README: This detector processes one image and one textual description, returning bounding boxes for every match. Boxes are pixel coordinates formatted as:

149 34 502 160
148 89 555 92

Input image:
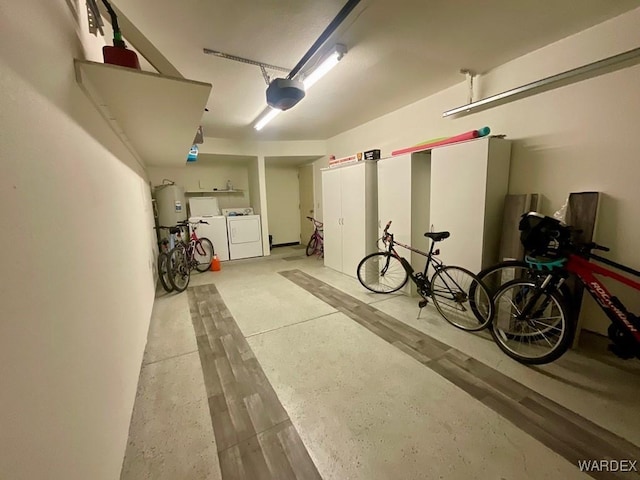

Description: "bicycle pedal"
607 343 635 360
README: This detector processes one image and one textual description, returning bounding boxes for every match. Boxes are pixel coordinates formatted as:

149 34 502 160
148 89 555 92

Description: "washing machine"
189 215 230 261
223 208 263 260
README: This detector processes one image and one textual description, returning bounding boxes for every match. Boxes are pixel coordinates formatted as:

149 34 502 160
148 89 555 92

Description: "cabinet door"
378 154 412 247
430 140 488 273
340 164 367 277
322 169 343 272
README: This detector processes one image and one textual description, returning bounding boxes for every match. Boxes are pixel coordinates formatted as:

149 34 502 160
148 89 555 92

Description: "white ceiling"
113 0 640 141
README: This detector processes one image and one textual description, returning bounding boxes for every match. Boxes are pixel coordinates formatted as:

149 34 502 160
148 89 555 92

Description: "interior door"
340 164 366 278
299 164 315 245
322 169 342 271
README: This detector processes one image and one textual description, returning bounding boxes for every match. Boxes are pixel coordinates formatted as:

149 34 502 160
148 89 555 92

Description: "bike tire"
473 260 572 298
430 266 493 331
491 279 572 365
168 246 190 292
357 252 409 294
157 252 173 293
194 237 215 272
306 235 318 256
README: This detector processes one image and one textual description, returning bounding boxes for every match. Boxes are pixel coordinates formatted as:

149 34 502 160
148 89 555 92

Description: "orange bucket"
210 254 221 271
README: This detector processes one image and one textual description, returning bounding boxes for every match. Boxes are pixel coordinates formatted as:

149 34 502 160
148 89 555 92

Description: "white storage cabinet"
322 161 378 277
377 152 431 293
429 137 511 274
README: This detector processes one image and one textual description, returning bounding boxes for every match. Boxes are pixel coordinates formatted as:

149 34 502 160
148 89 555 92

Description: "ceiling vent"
266 78 306 111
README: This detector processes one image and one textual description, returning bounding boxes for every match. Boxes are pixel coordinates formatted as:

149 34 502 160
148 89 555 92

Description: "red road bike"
491 213 640 364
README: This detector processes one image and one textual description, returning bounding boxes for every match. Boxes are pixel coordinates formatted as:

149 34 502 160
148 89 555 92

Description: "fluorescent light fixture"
303 44 346 89
442 45 640 118
254 108 281 131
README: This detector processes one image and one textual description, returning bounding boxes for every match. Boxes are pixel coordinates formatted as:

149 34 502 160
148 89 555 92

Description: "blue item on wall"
187 145 198 162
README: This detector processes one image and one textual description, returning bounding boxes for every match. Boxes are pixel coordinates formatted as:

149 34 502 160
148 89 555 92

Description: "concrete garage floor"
121 246 640 480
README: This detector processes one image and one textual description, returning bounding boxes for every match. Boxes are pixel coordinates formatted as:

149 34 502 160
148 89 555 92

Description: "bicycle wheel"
157 252 173 293
474 260 571 298
430 266 493 331
306 235 318 256
357 252 408 293
475 260 533 296
491 279 572 365
194 237 214 272
168 246 190 292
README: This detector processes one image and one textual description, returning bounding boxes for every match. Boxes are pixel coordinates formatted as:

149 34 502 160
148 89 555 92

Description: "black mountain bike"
357 221 493 331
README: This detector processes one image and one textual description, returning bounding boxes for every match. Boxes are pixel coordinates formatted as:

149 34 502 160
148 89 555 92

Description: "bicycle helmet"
519 212 571 258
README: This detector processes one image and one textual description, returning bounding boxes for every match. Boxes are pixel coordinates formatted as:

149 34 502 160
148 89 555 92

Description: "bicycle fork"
517 275 562 320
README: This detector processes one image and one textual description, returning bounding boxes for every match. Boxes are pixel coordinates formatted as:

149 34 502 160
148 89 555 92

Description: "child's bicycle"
305 216 324 258
356 221 493 332
167 220 215 293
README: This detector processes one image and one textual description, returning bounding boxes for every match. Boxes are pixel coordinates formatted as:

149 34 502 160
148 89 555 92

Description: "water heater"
154 185 186 238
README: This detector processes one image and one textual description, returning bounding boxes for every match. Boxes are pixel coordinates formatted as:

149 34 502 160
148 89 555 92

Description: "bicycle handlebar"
383 221 392 234
584 242 610 252
306 216 323 227
155 220 208 231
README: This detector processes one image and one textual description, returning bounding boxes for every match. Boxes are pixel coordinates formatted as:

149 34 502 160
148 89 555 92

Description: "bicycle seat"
169 227 181 234
424 231 450 241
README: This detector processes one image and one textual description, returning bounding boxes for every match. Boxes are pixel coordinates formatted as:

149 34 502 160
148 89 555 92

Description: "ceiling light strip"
254 108 281 131
302 46 345 89
442 45 640 118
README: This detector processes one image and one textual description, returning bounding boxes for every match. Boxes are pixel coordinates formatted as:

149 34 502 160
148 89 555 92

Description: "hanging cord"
101 0 126 48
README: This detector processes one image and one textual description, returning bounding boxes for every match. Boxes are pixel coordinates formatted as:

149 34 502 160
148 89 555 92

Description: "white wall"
147 163 251 210
248 159 261 214
265 166 301 245
313 156 330 221
322 8 640 335
248 156 271 255
0 2 156 479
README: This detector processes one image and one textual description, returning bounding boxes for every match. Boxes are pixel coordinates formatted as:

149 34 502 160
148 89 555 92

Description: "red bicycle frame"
566 254 640 342
189 224 207 257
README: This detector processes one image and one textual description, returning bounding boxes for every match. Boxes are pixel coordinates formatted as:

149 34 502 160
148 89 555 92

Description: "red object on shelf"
391 129 480 156
103 45 141 70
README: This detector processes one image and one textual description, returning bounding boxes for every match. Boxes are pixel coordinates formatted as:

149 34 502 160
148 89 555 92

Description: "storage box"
364 149 381 160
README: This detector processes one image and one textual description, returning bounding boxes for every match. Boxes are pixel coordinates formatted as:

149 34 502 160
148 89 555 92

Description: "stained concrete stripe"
280 269 640 480
188 284 322 480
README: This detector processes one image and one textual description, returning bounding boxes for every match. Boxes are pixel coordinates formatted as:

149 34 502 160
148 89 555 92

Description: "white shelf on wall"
74 60 212 167
185 190 244 194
